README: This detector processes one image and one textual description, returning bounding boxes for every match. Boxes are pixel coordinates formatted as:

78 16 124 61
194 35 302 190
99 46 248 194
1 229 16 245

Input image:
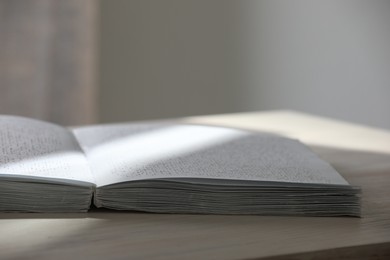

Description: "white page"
73 122 348 187
0 116 93 185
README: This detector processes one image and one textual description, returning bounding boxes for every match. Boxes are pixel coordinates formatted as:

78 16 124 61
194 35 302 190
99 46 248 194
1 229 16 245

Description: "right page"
72 122 348 187
72 122 360 216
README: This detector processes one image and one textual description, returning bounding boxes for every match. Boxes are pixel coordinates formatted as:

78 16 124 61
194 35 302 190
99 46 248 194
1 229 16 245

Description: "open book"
0 115 361 216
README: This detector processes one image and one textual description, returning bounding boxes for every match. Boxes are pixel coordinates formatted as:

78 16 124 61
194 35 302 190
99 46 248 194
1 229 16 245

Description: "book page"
73 122 348 187
0 116 93 185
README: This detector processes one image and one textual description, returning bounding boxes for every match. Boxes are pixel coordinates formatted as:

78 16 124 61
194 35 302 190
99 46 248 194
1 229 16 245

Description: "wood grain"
1 111 390 259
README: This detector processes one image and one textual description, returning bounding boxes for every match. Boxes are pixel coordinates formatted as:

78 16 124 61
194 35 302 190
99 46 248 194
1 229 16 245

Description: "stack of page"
0 115 361 216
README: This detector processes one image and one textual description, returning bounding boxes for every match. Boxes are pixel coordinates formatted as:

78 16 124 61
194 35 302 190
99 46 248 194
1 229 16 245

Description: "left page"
0 115 93 185
0 115 94 212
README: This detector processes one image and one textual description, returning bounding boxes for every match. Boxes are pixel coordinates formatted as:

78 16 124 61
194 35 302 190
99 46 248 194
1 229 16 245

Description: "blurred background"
1 0 390 128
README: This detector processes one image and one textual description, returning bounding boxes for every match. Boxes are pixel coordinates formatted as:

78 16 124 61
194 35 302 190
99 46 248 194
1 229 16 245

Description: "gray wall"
99 0 390 129
0 0 97 125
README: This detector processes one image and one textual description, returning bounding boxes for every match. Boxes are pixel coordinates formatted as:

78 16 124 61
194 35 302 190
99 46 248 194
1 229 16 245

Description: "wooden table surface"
1 110 390 259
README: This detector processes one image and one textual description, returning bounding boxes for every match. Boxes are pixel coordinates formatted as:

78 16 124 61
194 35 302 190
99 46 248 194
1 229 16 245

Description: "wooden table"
1 110 390 259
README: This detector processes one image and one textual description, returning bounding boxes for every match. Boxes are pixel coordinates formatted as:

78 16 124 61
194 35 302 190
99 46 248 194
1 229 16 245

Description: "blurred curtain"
0 0 97 125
